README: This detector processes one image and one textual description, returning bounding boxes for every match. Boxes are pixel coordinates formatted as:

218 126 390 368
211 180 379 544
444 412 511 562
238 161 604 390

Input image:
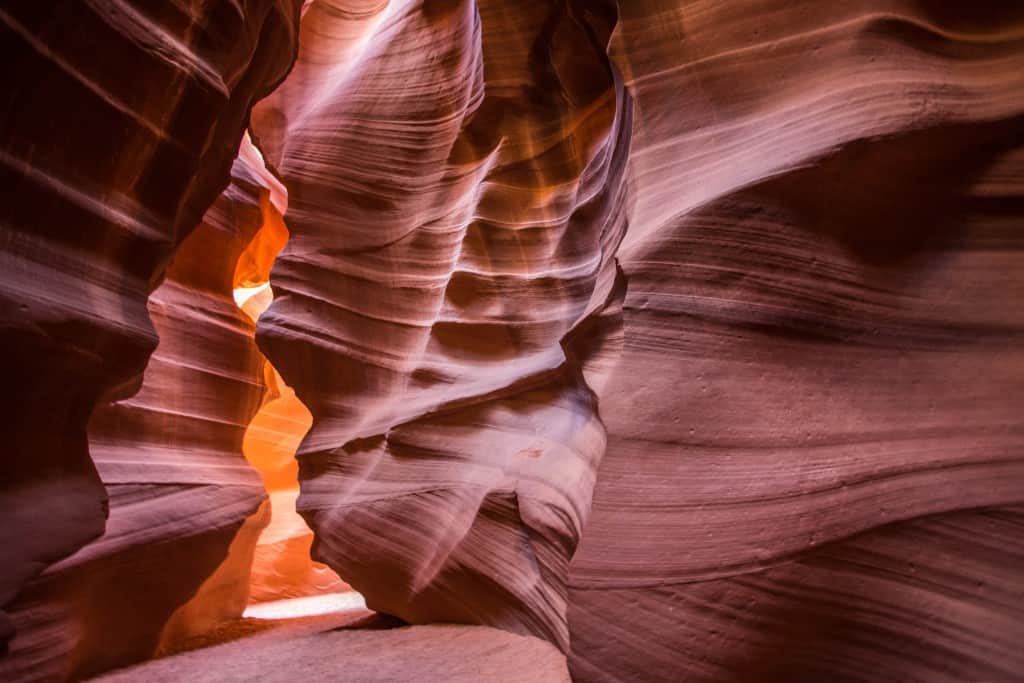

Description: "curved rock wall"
234 197 348 604
0 0 300 674
2 1 1022 681
252 0 629 649
569 131 1024 681
251 0 1024 679
0 138 291 682
569 2 1024 680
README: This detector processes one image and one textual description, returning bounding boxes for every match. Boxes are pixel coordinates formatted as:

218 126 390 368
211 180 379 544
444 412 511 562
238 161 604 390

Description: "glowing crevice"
231 134 351 612
242 592 367 620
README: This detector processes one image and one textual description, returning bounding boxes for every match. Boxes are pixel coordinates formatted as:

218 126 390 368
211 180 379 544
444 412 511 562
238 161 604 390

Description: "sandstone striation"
2 1 1024 682
571 508 1024 682
0 0 302 654
0 137 293 682
249 0 1024 679
569 2 1024 679
251 0 629 650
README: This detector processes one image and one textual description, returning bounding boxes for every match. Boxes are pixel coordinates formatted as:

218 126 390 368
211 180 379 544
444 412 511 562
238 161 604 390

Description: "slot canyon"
1 1 1022 681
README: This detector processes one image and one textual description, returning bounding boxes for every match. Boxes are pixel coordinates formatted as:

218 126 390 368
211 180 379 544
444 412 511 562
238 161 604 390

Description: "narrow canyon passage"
2 1 1024 682
229 142 357 618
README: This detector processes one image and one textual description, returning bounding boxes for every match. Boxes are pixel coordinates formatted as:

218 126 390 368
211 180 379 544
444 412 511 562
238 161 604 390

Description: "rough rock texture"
568 2 1024 680
93 621 571 683
0 138 290 682
571 508 1024 683
0 0 301 652
3 1 1024 681
252 0 629 650
248 0 1024 680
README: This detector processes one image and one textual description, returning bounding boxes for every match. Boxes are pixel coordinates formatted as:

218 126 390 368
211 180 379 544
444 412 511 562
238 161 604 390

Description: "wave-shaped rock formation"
249 0 1024 679
2 0 1023 681
0 0 300 675
251 0 630 651
568 3 1024 680
235 198 348 605
0 137 293 682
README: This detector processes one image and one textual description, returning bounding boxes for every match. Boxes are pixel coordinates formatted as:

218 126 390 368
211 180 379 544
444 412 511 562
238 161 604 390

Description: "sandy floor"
92 610 570 682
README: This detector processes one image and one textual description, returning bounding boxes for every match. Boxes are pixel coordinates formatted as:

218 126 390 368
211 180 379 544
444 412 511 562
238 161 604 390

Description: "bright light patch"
233 282 271 309
242 592 367 620
234 282 274 323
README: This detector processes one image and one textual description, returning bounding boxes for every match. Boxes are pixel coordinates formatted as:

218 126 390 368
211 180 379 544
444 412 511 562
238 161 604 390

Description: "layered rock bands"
250 1 1024 681
2 1 1023 682
0 0 301 678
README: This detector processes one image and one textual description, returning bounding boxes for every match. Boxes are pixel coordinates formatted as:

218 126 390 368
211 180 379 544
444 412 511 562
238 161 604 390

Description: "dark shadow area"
756 115 1024 266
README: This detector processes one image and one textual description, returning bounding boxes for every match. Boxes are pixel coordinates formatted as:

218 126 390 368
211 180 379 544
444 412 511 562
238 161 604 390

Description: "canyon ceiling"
1 1 1023 682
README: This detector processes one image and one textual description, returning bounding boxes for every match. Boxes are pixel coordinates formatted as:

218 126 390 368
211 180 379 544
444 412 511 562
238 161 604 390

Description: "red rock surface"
94 620 571 683
250 0 629 650
0 0 302 658
0 137 293 682
568 4 1024 679
247 1 1024 679
2 1 1024 682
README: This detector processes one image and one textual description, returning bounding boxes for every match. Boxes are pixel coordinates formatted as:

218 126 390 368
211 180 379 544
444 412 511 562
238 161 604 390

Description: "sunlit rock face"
234 199 348 605
251 0 629 650
1 0 1023 681
249 0 1024 679
0 138 289 682
0 0 301 655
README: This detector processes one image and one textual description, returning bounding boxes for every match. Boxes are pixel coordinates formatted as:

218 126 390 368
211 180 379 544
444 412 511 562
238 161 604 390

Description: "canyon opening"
2 1 1023 682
